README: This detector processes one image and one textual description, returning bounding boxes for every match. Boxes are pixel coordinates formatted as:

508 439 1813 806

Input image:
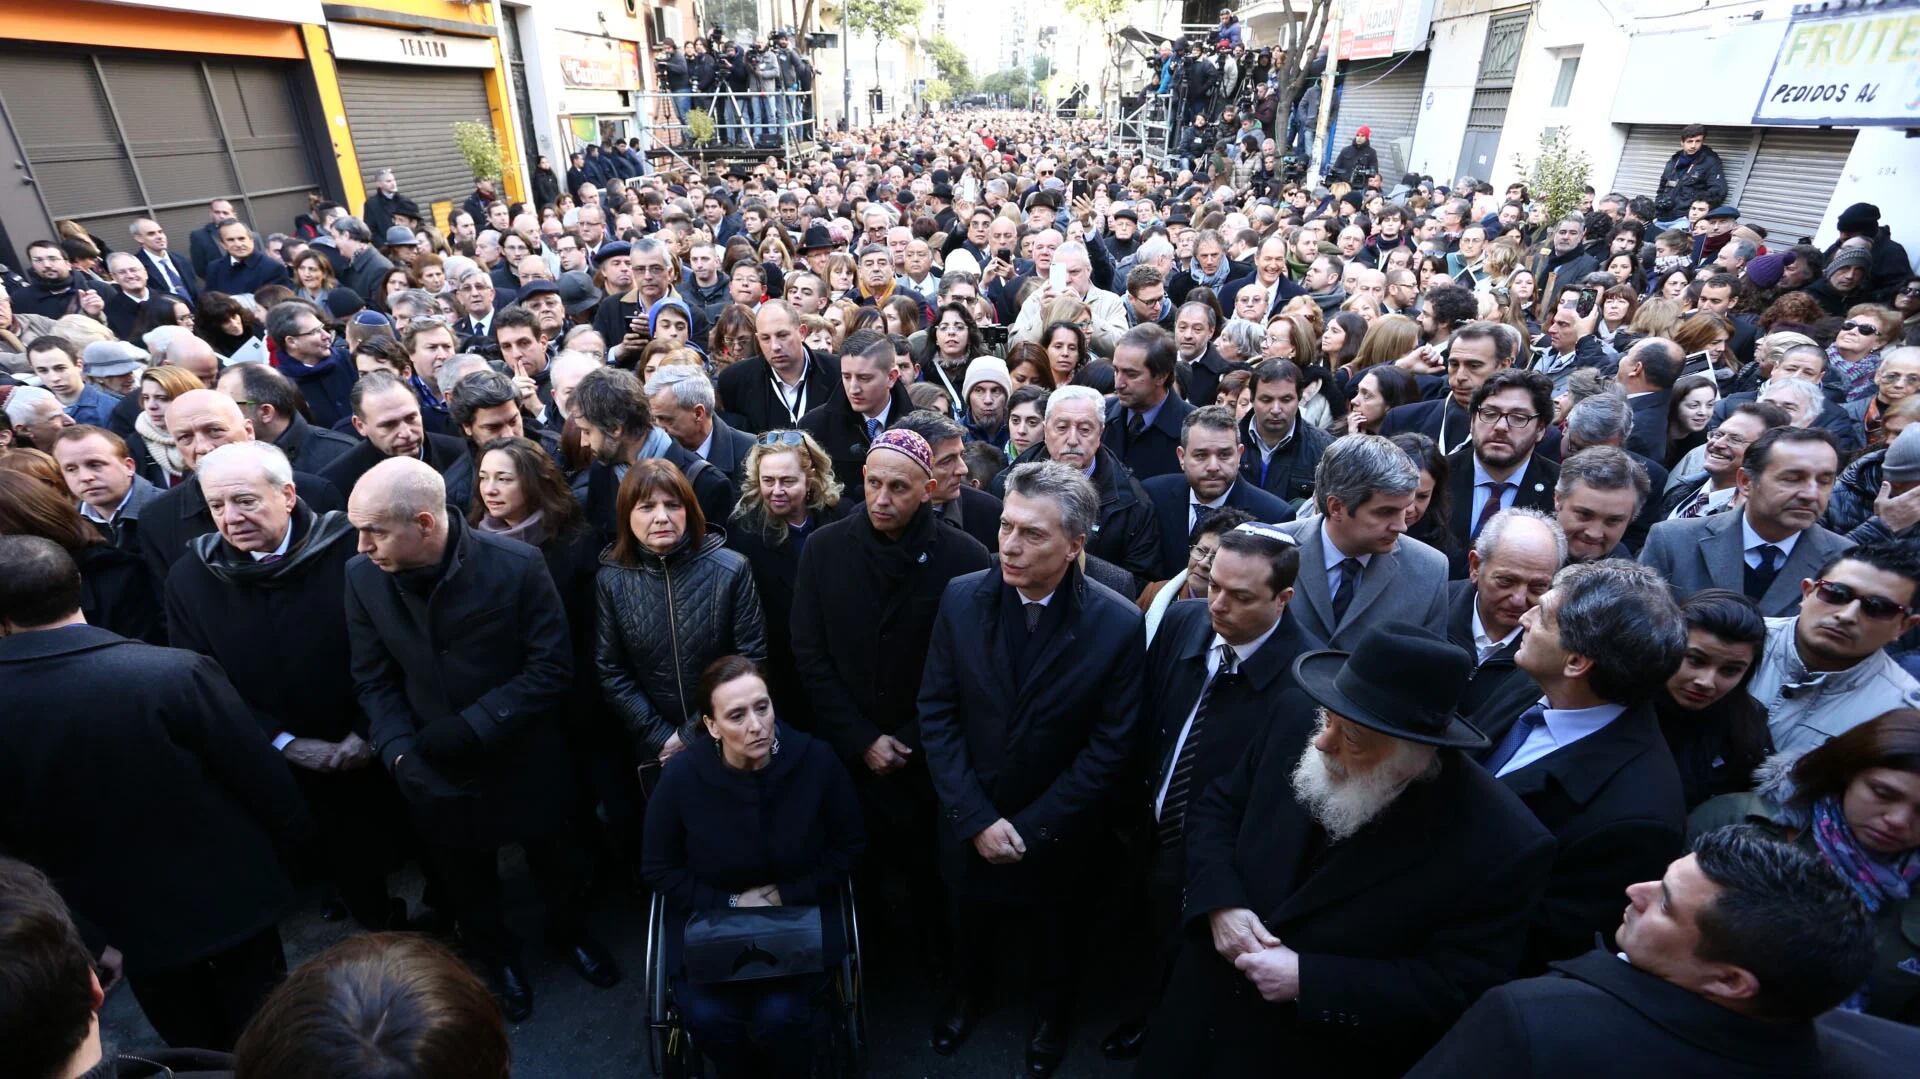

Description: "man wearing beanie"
961 357 1011 445
1330 126 1378 186
1743 250 1792 292
1808 242 1875 317
1828 202 1913 303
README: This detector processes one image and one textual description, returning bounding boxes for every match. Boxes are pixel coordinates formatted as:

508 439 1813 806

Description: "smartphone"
996 247 1015 265
980 324 1010 348
1071 178 1089 199
1576 287 1598 318
1048 262 1068 291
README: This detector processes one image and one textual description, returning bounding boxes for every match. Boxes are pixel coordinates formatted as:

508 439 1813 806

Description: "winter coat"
1826 445 1884 535
1654 145 1728 218
989 442 1161 586
1330 139 1379 184
798 377 915 491
724 503 849 732
595 529 768 758
202 251 290 296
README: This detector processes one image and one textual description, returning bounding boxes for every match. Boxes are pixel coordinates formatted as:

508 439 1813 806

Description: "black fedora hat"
798 222 836 253
1290 623 1487 748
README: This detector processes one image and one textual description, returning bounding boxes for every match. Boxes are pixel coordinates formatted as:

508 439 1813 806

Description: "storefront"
553 29 644 155
0 0 331 265
325 20 504 213
1327 0 1433 182
1611 123 1857 245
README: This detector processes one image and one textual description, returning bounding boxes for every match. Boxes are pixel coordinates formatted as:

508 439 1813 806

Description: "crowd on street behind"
6 37 1920 1076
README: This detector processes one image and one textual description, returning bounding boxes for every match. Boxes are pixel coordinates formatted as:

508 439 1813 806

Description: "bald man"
342 456 617 1020
137 389 343 580
104 334 223 449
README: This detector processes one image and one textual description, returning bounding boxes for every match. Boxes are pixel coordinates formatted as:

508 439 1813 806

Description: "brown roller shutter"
336 64 494 209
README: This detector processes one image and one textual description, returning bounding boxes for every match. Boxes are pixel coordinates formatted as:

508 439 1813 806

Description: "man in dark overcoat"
342 456 617 1023
0 535 310 1051
1135 623 1554 1077
163 441 402 931
918 460 1146 1078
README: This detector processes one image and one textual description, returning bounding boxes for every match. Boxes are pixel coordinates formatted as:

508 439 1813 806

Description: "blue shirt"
65 383 122 428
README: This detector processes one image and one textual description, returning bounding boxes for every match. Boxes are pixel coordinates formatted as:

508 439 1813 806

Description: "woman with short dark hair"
1655 589 1773 809
1390 432 1465 578
641 656 865 1078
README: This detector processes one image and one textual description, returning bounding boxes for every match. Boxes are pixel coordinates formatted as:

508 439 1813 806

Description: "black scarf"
188 503 353 587
854 500 938 591
395 514 464 598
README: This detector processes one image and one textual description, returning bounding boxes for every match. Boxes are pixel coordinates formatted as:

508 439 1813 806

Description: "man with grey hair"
1010 240 1129 356
1757 377 1824 429
920 459 1146 1075
1491 557 1688 972
1450 507 1566 720
343 456 618 1021
1280 434 1450 647
1531 214 1600 295
646 365 752 486
361 166 408 238
5 385 75 449
386 288 438 335
992 384 1160 586
1553 446 1651 563
101 251 160 339
331 215 392 303
163 440 402 932
1715 236 1758 278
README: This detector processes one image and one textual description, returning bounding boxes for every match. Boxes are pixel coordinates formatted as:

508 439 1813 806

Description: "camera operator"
1330 126 1379 187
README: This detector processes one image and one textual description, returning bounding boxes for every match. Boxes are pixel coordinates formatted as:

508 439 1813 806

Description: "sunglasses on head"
1838 321 1882 336
757 430 806 447
1813 579 1911 620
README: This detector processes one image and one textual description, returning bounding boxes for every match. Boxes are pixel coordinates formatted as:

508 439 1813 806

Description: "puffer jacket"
594 529 768 757
1825 445 1883 535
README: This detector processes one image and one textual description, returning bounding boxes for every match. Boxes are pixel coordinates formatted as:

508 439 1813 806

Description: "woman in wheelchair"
642 655 866 1076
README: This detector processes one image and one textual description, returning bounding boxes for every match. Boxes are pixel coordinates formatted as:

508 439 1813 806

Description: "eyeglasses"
757 430 806 447
1879 371 1920 385
1839 321 1883 336
1812 579 1911 620
1188 544 1218 567
1705 428 1753 447
1474 407 1540 428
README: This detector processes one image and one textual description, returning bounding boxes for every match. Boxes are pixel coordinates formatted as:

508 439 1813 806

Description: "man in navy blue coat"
918 460 1146 1077
201 220 290 296
1104 324 1194 482
1145 405 1295 578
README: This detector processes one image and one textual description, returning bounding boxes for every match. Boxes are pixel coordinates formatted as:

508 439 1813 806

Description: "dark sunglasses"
1813 579 1911 620
757 430 806 447
1839 321 1883 336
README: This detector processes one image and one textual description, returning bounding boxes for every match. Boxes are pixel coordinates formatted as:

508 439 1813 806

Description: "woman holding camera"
642 656 865 1077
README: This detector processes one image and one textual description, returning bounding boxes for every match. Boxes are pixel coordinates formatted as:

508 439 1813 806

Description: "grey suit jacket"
1280 517 1451 649
1638 510 1852 617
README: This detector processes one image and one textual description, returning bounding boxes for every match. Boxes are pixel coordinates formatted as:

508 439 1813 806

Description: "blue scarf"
1812 795 1920 912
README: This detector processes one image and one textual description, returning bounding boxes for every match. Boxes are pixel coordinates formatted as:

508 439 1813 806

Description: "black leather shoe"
558 934 622 988
492 961 533 1023
928 992 979 1055
1102 1018 1148 1060
1026 1015 1069 1077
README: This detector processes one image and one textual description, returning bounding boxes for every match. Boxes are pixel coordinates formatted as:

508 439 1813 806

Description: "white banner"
327 21 497 70
1753 1 1920 126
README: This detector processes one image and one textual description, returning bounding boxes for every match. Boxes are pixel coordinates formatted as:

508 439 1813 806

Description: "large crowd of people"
5 96 1920 1079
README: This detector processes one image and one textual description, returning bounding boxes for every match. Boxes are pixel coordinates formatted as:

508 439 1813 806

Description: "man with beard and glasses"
1745 541 1920 754
1136 623 1553 1076
1448 369 1559 550
1481 559 1689 973
1641 427 1848 617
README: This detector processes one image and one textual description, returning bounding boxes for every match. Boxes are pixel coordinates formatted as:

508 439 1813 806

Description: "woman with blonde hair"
1339 294 1381 323
726 430 844 729
131 365 204 486
825 252 858 300
1346 313 1420 374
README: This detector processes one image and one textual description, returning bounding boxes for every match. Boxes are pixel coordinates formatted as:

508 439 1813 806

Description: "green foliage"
980 67 1031 101
1520 128 1593 227
844 0 924 44
924 78 954 105
1030 55 1052 82
926 34 975 95
687 108 716 147
452 120 502 182
1063 0 1128 27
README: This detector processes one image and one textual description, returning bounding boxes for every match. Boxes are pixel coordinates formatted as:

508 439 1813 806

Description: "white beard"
1290 715 1438 841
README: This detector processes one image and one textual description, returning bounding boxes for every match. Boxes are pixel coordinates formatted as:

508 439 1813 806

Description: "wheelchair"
643 881 867 1077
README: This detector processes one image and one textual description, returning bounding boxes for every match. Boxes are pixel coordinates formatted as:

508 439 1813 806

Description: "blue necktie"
865 417 881 442
1481 704 1548 774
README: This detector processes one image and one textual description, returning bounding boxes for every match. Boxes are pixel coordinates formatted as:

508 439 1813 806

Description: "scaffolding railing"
1116 93 1175 169
630 87 818 163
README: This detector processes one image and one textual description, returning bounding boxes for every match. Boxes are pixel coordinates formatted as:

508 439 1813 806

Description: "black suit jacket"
1139 601 1307 835
1444 579 1534 723
701 414 756 489
1411 949 1920 1077
1105 393 1195 482
135 248 198 302
937 484 1003 552
1144 474 1297 578
138 469 342 581
270 414 357 474
319 433 473 513
1446 446 1559 548
0 624 308 970
1382 397 1474 454
714 351 841 435
1625 390 1670 464
1141 693 1555 1076
582 441 735 550
799 379 916 492
1481 698 1687 973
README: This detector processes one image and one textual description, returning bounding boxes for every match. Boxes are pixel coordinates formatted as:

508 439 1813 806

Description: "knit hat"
1745 251 1791 290
961 357 1012 399
323 287 365 319
1837 202 1881 235
867 428 932 475
1827 245 1872 278
647 295 692 335
1356 126 1371 139
1883 424 1920 485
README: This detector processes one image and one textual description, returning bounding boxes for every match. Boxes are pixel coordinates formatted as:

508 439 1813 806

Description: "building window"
1550 55 1581 108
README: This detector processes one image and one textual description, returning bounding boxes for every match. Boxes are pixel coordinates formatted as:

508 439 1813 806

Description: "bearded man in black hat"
1135 622 1555 1077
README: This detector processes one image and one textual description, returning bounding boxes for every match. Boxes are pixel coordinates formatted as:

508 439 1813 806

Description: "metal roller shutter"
1738 128 1856 245
1609 124 1756 213
337 64 493 209
1332 53 1429 182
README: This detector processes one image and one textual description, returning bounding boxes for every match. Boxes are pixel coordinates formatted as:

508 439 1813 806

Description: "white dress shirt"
1740 512 1800 571
1496 699 1627 777
1470 603 1523 666
1154 620 1281 818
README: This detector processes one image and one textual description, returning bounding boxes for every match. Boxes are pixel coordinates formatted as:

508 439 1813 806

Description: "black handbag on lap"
683 906 826 984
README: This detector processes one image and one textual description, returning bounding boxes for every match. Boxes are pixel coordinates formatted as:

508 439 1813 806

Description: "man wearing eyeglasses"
451 269 501 343
1748 542 1920 755
1641 427 1850 618
1447 370 1559 551
1654 400 1787 522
